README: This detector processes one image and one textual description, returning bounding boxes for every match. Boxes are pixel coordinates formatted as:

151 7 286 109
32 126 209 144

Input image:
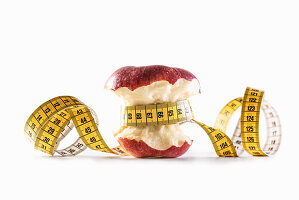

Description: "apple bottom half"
118 138 192 158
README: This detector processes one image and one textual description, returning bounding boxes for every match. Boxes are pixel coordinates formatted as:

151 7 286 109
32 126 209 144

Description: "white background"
0 1 298 200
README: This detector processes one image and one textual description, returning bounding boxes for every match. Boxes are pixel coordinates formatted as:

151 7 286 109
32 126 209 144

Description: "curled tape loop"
24 87 281 157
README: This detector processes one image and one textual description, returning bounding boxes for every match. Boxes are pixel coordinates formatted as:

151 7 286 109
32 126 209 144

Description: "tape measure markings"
241 88 265 156
35 108 74 155
25 96 83 143
25 87 282 157
25 97 117 156
68 106 114 153
122 100 192 127
192 120 237 157
120 87 281 157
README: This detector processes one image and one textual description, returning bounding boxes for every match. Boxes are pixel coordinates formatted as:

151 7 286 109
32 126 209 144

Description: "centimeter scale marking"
24 87 282 157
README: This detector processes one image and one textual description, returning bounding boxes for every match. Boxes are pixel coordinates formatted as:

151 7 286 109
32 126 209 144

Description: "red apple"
118 138 192 158
105 65 200 92
105 65 200 158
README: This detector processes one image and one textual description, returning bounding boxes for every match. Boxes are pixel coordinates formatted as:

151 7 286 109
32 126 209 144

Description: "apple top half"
105 65 201 105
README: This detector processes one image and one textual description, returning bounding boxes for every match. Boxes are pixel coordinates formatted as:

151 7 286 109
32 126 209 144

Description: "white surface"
0 1 298 200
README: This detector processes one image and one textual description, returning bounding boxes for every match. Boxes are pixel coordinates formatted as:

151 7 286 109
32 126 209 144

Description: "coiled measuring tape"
24 96 128 156
24 87 281 157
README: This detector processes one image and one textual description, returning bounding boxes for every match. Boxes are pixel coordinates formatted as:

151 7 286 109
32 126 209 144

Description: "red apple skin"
106 65 198 158
118 138 192 158
105 65 200 92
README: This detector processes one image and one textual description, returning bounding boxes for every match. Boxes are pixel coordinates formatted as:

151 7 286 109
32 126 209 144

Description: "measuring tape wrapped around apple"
24 65 281 157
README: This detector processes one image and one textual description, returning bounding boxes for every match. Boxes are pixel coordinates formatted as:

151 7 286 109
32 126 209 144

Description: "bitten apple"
105 65 200 158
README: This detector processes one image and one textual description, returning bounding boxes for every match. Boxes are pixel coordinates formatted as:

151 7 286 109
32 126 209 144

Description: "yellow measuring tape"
24 87 281 157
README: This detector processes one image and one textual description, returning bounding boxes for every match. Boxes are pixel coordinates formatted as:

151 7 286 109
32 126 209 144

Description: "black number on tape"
81 117 88 124
215 133 224 141
246 126 254 132
146 113 152 118
90 137 96 143
248 106 255 111
220 142 228 149
77 109 83 115
157 112 163 118
247 116 254 121
48 127 55 134
85 127 92 133
249 98 257 102
177 109 182 115
136 113 142 119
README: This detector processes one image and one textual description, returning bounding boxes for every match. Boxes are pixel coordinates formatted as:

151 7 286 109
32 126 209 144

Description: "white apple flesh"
105 65 200 158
